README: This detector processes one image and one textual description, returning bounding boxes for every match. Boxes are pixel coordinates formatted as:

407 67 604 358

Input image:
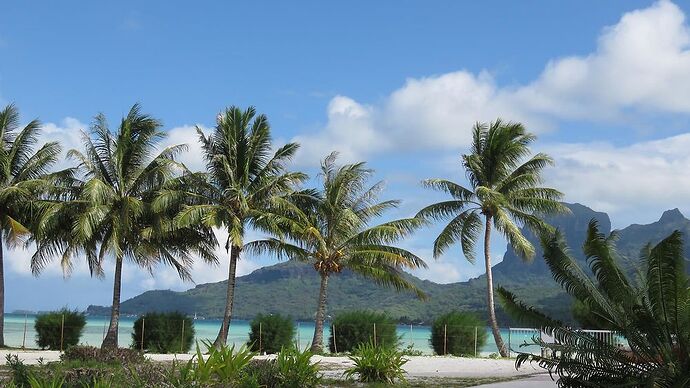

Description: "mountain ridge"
86 203 690 325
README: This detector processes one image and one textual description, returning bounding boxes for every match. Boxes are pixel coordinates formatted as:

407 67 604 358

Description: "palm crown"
247 152 427 352
156 105 306 347
499 221 690 386
32 104 217 348
0 104 68 347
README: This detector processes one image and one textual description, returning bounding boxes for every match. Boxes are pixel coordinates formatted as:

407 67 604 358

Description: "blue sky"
3 1 690 311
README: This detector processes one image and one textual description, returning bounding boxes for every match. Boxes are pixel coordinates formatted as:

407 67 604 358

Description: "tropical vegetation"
30 104 217 349
430 311 487 356
0 104 70 347
328 310 399 353
132 312 194 353
154 106 306 348
246 153 427 353
247 313 295 354
499 221 690 386
34 309 86 350
417 119 567 357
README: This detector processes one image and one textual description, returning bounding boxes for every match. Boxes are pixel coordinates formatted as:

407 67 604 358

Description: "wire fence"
5 315 626 357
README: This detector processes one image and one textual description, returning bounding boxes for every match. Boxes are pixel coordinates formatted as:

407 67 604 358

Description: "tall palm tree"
31 104 217 349
246 152 427 353
498 221 690 386
0 104 66 347
155 106 306 348
416 120 567 357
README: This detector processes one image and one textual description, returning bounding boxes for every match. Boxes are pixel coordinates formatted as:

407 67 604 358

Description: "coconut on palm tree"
31 104 217 349
246 152 427 353
416 120 567 357
156 106 306 348
0 104 70 347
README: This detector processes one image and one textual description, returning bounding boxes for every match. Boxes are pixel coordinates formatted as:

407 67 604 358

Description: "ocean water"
3 314 542 356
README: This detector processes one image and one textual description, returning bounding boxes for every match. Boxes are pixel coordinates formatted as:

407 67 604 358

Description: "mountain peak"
659 208 685 223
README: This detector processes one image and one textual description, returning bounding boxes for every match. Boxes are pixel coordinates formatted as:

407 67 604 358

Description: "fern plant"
498 220 690 387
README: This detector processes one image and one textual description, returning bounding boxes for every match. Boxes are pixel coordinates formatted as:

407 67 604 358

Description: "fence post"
102 320 106 340
410 324 413 349
180 319 185 354
259 321 262 354
443 324 447 355
22 314 27 349
333 324 338 354
373 323 377 347
140 318 145 352
474 326 478 357
297 322 301 349
508 328 511 358
60 314 65 352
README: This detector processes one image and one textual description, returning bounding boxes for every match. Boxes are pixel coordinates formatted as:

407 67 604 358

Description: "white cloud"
294 1 690 162
545 132 690 226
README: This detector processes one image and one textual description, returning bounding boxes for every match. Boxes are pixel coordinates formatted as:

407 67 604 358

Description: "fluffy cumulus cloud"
294 0 690 163
545 133 690 226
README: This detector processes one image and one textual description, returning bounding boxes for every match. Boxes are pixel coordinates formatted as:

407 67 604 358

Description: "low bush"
131 312 194 353
275 347 321 388
430 311 487 356
247 314 295 354
242 359 281 388
344 341 407 384
34 309 86 350
61 345 145 365
329 311 398 353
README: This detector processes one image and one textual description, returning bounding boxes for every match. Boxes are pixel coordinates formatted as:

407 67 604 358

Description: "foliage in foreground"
430 311 487 356
344 341 408 384
61 346 145 365
498 221 690 387
247 313 295 354
329 310 399 353
34 310 86 350
132 312 194 353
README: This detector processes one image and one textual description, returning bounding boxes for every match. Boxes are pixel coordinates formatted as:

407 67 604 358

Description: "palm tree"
416 120 567 357
0 104 67 347
498 221 690 386
246 152 428 353
31 104 217 349
155 106 306 348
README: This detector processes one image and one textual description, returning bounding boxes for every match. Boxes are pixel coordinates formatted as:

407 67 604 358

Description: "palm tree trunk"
310 273 329 353
213 245 240 348
484 215 508 357
101 255 123 349
0 240 5 348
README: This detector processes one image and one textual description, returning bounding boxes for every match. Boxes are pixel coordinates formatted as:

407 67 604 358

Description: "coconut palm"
498 221 690 386
416 120 567 357
155 106 306 348
0 104 68 347
246 152 427 353
31 104 217 349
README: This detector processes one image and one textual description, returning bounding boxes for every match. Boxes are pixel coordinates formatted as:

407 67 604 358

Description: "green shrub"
329 311 398 353
247 314 295 354
344 341 407 384
34 309 85 350
61 345 145 365
242 359 280 388
131 312 194 353
5 354 30 387
275 347 321 387
430 311 486 356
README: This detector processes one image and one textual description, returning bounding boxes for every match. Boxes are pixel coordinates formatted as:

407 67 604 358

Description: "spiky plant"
417 120 567 357
246 152 427 353
0 104 70 347
154 106 306 348
31 104 217 349
498 221 690 387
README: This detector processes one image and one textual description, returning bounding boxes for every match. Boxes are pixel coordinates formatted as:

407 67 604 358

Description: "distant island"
87 203 690 325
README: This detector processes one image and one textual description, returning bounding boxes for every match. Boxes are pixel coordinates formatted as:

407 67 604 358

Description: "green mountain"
86 204 690 325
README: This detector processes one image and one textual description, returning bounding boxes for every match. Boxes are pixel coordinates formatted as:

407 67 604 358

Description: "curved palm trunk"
101 256 123 349
484 215 508 357
0 240 5 348
310 273 329 353
213 245 240 348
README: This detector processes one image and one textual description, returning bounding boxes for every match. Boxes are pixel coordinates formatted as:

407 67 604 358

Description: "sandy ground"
0 349 549 380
